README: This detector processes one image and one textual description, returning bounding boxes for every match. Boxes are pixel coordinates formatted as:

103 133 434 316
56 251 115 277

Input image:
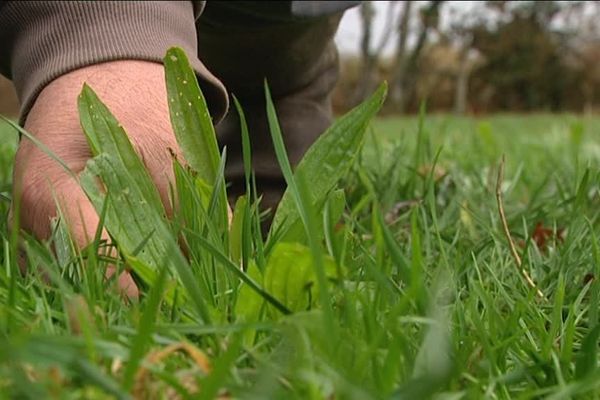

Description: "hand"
11 60 187 301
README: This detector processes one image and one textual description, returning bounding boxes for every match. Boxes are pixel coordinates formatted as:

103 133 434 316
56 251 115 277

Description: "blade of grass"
122 263 169 390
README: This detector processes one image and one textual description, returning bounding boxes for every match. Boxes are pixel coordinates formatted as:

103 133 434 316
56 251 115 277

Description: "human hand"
11 60 188 301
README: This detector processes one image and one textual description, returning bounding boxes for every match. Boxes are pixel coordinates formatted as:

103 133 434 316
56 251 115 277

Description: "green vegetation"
0 49 599 399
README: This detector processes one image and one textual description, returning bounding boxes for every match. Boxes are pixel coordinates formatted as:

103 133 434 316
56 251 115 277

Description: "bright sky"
334 1 396 57
334 1 481 56
334 0 594 56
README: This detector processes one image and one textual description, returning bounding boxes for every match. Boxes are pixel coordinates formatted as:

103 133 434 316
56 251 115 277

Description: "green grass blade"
122 264 169 390
376 211 411 284
0 116 75 179
575 324 600 379
232 96 253 193
197 334 243 400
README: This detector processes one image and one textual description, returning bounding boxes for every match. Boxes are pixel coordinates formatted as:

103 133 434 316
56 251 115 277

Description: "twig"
496 155 546 300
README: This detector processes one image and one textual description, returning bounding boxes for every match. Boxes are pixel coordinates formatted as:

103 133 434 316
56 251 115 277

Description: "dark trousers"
196 1 355 223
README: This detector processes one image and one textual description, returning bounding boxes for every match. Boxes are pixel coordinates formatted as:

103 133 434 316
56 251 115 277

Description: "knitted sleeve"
0 1 227 123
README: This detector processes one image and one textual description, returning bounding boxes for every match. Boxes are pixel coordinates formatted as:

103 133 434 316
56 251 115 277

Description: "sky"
334 1 399 57
334 1 481 57
334 1 596 57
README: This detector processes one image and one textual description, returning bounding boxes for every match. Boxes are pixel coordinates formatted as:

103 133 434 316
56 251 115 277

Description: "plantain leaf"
269 82 387 242
78 84 212 324
163 47 228 230
263 242 340 315
234 261 265 346
163 47 220 183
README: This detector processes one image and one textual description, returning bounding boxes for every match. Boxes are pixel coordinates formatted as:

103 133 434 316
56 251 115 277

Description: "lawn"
0 61 599 399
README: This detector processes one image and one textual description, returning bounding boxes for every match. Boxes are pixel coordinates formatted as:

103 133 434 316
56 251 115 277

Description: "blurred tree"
335 0 600 114
469 1 571 111
388 1 443 112
353 1 397 104
560 1 600 113
437 2 486 114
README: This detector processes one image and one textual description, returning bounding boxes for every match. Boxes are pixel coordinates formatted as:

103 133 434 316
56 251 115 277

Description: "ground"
0 112 599 399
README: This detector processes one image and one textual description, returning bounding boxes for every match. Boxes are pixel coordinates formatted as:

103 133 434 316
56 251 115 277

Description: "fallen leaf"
418 164 447 182
531 222 564 251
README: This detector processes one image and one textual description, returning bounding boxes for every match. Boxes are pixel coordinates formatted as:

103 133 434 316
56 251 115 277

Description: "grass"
0 48 599 399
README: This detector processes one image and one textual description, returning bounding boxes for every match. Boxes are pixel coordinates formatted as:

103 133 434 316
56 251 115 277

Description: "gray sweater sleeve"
0 1 227 124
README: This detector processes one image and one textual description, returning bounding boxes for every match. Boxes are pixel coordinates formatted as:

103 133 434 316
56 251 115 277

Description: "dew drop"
182 80 187 85
169 55 177 61
188 102 192 107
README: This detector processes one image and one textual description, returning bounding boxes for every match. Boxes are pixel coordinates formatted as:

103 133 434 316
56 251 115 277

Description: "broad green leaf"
78 84 212 324
326 189 346 229
163 47 220 183
263 242 340 314
322 189 346 257
277 188 347 246
234 261 264 346
78 87 164 216
269 83 387 242
163 47 228 230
